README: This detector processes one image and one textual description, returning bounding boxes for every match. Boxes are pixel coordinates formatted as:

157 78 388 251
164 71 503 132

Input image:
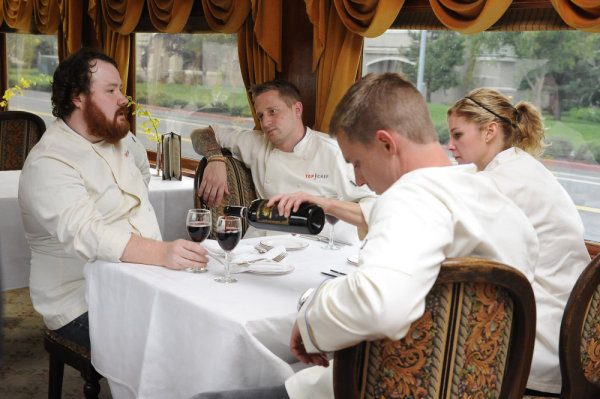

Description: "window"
5 34 56 124
364 30 600 241
135 33 254 159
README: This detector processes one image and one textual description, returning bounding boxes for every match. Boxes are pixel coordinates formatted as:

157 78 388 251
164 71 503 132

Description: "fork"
236 251 288 265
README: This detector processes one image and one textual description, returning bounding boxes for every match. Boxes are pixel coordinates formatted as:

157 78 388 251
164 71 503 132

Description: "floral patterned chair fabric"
191 127 257 239
0 111 46 170
333 257 536 399
558 252 600 399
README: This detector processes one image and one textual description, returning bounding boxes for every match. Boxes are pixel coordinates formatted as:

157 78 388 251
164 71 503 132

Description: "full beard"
83 98 130 144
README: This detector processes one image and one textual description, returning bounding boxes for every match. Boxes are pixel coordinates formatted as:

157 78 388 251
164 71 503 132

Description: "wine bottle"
224 199 325 235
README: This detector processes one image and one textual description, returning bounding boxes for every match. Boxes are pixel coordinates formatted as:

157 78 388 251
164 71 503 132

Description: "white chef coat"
481 147 590 393
19 118 161 330
285 164 539 399
212 125 376 240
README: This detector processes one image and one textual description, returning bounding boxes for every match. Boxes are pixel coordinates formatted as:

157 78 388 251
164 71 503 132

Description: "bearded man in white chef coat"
19 48 208 351
190 73 538 399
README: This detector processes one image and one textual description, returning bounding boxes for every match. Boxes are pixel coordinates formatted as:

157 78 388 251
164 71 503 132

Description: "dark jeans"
53 312 90 351
190 385 289 399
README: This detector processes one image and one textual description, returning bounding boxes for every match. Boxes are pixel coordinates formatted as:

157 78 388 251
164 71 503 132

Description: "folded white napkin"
203 239 286 265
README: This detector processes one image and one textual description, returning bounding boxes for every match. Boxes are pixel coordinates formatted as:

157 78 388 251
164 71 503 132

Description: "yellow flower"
127 96 162 142
1 74 51 110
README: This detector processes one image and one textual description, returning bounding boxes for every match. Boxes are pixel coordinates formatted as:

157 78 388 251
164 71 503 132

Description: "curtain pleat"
237 2 280 128
100 0 144 34
306 0 363 132
148 0 193 33
2 0 33 30
252 0 282 70
33 0 60 33
551 0 600 32
88 0 130 90
429 0 512 34
57 0 82 59
201 0 251 33
333 0 405 38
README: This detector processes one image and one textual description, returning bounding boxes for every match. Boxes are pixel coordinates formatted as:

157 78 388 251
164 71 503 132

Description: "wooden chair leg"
48 355 64 399
83 376 101 399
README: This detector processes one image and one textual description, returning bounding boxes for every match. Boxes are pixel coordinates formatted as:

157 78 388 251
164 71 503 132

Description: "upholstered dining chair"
333 257 536 399
557 251 600 399
191 127 257 238
0 110 45 170
43 328 103 399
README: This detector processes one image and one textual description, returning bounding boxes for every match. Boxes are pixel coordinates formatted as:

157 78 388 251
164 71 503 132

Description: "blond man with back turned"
191 73 539 399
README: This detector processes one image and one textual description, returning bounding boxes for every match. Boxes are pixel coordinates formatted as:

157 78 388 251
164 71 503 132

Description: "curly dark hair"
51 48 118 118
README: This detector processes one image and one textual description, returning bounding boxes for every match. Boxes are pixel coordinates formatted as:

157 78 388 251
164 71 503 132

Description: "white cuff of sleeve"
98 227 131 262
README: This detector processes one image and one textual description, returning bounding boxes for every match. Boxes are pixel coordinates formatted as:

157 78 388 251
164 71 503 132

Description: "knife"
298 234 352 246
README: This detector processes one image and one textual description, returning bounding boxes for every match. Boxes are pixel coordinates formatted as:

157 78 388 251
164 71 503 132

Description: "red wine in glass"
187 221 210 242
185 209 211 273
215 216 242 284
217 229 241 251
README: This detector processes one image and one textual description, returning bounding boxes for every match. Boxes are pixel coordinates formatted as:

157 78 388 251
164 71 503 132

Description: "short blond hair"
329 73 438 145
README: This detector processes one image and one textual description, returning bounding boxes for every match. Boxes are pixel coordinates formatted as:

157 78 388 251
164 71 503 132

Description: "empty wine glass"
185 209 211 272
322 213 341 250
214 216 242 283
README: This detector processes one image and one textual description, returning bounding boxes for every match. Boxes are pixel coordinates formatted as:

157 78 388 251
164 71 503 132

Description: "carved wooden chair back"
191 127 257 238
558 250 600 399
333 257 536 399
0 110 45 170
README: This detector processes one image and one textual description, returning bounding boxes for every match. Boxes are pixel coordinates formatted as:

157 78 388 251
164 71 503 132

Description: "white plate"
260 237 308 251
247 263 295 275
347 254 359 265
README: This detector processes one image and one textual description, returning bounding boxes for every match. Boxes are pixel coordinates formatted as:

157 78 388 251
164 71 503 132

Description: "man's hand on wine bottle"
199 161 230 207
268 191 325 218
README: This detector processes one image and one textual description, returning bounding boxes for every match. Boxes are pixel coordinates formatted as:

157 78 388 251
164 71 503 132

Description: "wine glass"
322 213 341 250
185 208 211 273
214 216 242 283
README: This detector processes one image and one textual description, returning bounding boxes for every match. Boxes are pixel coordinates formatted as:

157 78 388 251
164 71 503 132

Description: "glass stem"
329 225 335 247
224 251 230 279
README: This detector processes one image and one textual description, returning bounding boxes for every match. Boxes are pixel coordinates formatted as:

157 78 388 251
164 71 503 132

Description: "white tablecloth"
84 236 360 399
0 169 194 291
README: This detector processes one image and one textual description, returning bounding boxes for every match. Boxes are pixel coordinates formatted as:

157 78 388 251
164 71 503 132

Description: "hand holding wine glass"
185 208 211 272
215 216 242 283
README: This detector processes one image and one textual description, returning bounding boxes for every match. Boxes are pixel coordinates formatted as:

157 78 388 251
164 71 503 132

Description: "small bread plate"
347 254 359 265
260 237 309 251
246 263 295 275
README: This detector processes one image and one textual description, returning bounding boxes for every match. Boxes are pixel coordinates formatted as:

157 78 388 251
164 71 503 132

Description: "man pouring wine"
191 79 376 240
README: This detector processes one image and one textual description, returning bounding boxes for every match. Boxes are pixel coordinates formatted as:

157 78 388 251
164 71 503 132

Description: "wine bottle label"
255 201 289 225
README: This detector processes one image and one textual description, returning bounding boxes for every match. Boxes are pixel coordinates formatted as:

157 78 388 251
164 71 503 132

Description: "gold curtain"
201 0 251 33
148 0 194 33
203 0 281 127
307 0 362 132
57 0 83 60
307 0 401 132
2 0 33 30
100 0 144 34
87 0 131 90
429 0 513 34
333 0 405 38
33 0 60 34
550 0 600 32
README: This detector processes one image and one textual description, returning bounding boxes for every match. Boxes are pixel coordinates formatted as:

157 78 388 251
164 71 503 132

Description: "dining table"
0 169 194 291
84 234 361 399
